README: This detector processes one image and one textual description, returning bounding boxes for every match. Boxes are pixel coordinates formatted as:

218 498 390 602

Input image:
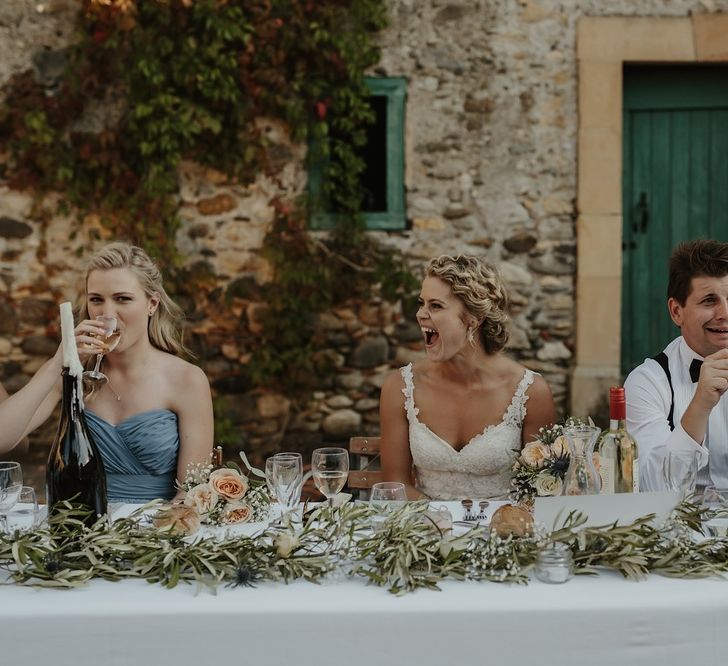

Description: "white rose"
521 442 551 469
274 532 300 558
184 483 218 515
534 472 563 497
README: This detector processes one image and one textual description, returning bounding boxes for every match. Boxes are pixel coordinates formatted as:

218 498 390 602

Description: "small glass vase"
562 425 602 496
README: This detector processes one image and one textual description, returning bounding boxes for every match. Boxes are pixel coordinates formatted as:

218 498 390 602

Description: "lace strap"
503 369 535 426
400 363 419 421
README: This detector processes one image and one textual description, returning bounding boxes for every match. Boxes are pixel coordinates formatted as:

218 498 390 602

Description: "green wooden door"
621 65 728 375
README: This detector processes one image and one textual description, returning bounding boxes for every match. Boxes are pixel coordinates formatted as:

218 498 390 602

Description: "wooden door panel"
621 66 728 375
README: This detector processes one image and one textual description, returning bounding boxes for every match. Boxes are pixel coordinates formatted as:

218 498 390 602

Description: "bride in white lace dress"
380 255 556 500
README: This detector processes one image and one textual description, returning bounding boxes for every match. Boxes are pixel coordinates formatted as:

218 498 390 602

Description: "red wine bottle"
46 302 107 524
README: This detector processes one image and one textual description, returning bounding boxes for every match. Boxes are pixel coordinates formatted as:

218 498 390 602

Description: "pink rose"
221 501 252 524
209 468 248 501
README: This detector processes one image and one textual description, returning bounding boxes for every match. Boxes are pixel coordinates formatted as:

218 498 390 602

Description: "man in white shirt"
625 239 728 491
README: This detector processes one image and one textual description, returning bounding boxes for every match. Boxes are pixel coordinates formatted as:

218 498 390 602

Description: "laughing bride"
379 254 556 500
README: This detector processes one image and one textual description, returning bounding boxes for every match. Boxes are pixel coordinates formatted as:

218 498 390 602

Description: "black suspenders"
651 352 675 431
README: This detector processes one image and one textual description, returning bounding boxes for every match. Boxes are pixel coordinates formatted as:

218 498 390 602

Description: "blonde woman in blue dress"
0 242 213 501
380 255 556 500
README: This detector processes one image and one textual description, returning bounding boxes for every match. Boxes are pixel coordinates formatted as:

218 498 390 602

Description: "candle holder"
534 543 574 584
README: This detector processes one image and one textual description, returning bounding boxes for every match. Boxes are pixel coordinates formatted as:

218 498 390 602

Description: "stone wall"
1 0 727 466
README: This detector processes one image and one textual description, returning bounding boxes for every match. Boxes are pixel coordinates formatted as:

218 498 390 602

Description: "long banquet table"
4 560 728 665
4 500 728 666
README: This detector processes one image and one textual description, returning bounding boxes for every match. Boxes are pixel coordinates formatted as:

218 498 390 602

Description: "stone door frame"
572 14 728 417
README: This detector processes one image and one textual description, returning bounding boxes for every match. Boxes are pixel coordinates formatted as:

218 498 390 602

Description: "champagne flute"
271 453 303 519
264 457 277 503
311 447 349 506
83 315 121 385
0 462 22 532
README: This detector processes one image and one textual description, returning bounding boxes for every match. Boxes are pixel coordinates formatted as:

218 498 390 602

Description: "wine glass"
702 485 728 537
271 453 303 519
311 447 349 506
662 450 700 496
83 315 121 385
0 462 22 532
369 481 407 530
6 486 40 533
370 481 407 506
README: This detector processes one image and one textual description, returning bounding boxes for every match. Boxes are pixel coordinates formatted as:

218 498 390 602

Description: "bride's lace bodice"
401 363 534 500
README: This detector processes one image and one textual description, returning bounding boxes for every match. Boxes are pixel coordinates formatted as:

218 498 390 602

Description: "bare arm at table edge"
379 370 428 501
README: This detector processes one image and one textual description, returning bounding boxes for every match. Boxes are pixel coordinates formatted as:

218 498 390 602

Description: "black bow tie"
690 358 703 383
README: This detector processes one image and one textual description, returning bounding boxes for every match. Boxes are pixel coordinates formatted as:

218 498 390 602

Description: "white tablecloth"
3 503 728 666
4 566 728 665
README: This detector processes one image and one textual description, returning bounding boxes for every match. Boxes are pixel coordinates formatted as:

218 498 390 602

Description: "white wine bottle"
46 302 107 524
598 386 639 493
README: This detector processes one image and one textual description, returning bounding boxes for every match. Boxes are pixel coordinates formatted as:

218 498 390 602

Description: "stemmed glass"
264 457 278 506
6 487 40 533
270 453 304 519
83 315 121 385
0 462 22 532
370 481 407 506
701 485 728 537
662 450 700 496
369 481 407 530
311 447 349 506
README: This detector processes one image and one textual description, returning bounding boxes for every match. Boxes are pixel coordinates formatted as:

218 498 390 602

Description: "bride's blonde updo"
77 242 189 357
426 254 510 354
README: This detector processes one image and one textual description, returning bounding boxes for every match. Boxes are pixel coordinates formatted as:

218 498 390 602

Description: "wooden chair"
347 436 383 499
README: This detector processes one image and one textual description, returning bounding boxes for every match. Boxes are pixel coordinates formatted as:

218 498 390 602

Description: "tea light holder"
534 543 574 584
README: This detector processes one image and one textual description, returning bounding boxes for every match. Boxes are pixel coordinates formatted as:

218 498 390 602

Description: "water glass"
0 461 22 532
662 450 700 495
6 487 40 533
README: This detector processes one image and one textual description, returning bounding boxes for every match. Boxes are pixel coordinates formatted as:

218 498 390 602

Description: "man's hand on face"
694 348 728 411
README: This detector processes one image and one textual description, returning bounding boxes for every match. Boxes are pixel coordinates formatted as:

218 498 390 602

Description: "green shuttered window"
309 77 407 231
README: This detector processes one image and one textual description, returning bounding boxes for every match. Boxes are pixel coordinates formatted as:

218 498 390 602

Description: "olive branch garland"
3 500 728 595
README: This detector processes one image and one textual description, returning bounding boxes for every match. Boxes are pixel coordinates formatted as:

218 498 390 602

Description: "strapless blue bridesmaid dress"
85 409 179 502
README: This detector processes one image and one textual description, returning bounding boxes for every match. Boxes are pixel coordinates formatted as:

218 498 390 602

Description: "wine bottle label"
633 458 640 493
599 458 615 494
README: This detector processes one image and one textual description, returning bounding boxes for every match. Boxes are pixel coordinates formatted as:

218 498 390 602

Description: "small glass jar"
534 543 574 584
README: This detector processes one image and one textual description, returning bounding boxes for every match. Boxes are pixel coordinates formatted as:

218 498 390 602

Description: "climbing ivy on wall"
0 0 416 392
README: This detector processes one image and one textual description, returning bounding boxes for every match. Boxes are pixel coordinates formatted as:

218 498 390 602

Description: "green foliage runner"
2 500 728 595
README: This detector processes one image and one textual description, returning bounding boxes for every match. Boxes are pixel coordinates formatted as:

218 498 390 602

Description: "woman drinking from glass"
0 242 213 502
